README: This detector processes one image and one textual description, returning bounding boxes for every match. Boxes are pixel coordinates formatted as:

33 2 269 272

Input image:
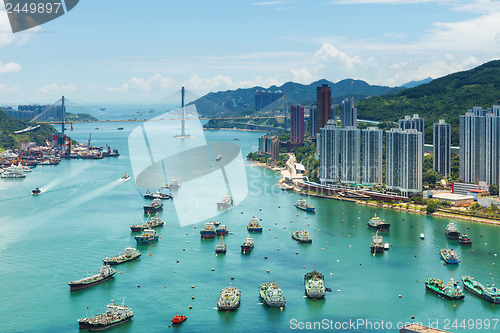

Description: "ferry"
367 214 390 231
304 270 325 299
445 221 460 240
134 229 159 244
215 236 227 254
217 193 233 210
81 298 133 331
462 275 500 304
216 224 228 236
241 237 254 253
425 277 465 300
144 190 172 200
200 222 217 239
102 246 141 265
459 234 472 245
247 217 262 233
143 198 163 214
291 230 312 243
294 198 315 212
259 280 285 308
370 231 385 254
440 248 459 264
68 265 116 291
217 287 241 311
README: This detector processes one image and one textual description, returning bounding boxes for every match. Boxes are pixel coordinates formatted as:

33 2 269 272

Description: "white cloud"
0 10 40 47
330 0 451 4
0 83 18 92
39 83 76 94
107 74 176 93
0 61 21 73
291 68 314 84
314 43 362 68
250 1 288 5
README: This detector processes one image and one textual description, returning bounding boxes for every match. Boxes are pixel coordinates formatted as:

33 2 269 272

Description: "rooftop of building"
433 192 474 201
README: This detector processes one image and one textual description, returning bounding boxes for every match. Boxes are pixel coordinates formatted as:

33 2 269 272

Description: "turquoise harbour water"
1 121 499 333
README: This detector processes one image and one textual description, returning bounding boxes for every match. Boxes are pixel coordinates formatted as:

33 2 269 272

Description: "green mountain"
0 110 56 150
190 78 401 117
356 60 500 145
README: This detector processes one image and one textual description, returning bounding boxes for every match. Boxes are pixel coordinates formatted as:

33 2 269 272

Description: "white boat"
1 170 26 178
420 233 425 239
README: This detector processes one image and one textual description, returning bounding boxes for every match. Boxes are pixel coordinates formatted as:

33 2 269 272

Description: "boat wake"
42 164 93 192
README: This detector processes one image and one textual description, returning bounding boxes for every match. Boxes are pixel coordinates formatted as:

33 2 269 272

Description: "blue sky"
0 0 499 104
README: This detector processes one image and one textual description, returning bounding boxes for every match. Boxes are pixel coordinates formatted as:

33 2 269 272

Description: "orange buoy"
149 253 152 256
119 271 122 274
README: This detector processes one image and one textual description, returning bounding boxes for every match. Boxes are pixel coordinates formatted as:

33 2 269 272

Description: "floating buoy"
307 223 309 226
191 285 195 288
164 286 167 288
183 249 186 251
411 225 413 227
342 220 344 222
259 208 262 211
275 236 277 239
189 306 192 309
337 289 340 292
485 243 488 245
212 268 215 271
269 229 271 231
275 223 277 225
326 241 328 244
399 295 402 298
284 227 286 229
260 218 263 221
348 235 351 237
353 225 355 228
267 270 270 273
137 285 141 288
119 271 122 274
176 260 179 263
295 252 298 255
173 271 175 273
337 260 339 262
186 233 188 235
265 257 268 259
231 277 235 280
241 212 243 214
192 296 195 299
322 248 324 250
493 263 496 266
318 229 320 231
149 253 152 256
278 206 280 208
187 241 189 243
349 245 352 247
303 266 306 268
411 315 415 319
194 227 197 229
359 263 362 265
277 248 280 251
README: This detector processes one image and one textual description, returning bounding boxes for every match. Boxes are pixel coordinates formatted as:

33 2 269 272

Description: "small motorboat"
171 314 187 324
122 172 130 180
32 187 42 195
420 233 425 240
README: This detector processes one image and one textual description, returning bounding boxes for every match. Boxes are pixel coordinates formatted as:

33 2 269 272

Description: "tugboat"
84 298 133 331
143 198 163 214
462 275 500 304
171 314 187 325
445 221 460 240
215 236 227 254
102 146 120 157
200 222 217 239
134 229 159 244
304 270 326 299
144 190 171 200
459 234 472 245
121 171 130 180
217 286 241 311
440 248 460 264
32 187 42 195
259 280 286 308
68 265 117 291
216 224 228 236
425 277 465 300
130 215 165 232
294 198 315 212
370 231 385 254
241 237 254 253
247 217 263 233
291 230 312 243
217 193 233 210
367 214 390 231
102 246 141 265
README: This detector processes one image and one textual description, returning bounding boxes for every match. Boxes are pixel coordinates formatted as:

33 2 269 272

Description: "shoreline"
248 158 500 227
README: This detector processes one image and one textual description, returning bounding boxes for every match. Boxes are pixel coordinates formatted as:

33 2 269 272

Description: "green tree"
490 184 499 196
423 170 442 187
426 201 438 214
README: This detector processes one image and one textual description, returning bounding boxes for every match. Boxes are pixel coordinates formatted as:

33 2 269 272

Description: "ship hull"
69 274 115 291
247 227 262 233
215 248 226 254
425 286 464 300
200 232 216 239
143 206 162 214
88 316 132 331
241 245 253 253
216 230 228 236
463 280 500 304
305 290 325 299
292 235 312 243
445 231 460 240
370 246 384 253
135 236 159 244
367 223 390 231
294 205 315 213
103 255 141 265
